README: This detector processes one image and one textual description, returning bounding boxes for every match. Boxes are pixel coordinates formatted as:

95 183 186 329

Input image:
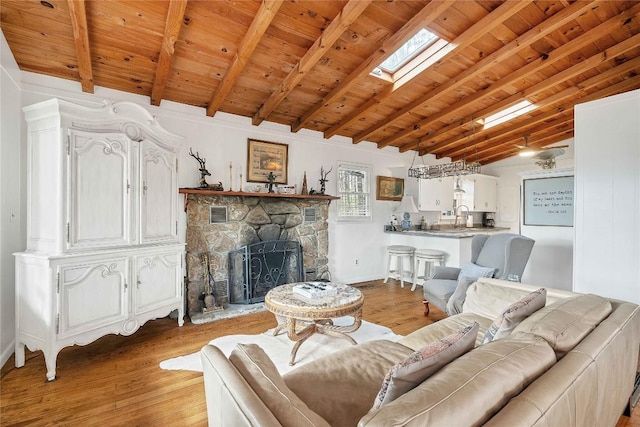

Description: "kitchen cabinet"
15 98 184 380
418 176 455 211
460 174 498 212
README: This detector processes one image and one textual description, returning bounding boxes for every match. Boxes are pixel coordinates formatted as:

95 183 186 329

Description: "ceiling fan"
515 135 569 157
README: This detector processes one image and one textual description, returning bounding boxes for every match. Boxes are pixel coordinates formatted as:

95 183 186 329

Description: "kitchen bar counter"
384 226 510 239
385 226 510 269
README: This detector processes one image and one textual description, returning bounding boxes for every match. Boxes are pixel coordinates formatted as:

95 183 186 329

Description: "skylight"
481 100 536 129
378 29 440 73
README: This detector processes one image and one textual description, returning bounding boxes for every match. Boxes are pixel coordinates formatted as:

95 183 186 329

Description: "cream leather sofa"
201 278 640 426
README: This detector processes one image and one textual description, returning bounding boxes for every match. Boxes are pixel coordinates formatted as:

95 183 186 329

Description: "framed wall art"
523 175 574 226
247 139 288 184
376 176 404 201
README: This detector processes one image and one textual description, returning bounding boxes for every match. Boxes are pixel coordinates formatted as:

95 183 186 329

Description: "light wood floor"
1 279 637 426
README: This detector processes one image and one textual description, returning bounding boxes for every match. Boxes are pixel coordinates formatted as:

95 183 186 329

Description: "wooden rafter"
322 0 530 140
252 0 372 126
207 0 284 117
447 114 574 162
475 130 575 165
67 0 93 93
151 0 188 107
448 71 640 164
398 3 640 154
360 0 597 147
438 54 640 160
290 0 455 133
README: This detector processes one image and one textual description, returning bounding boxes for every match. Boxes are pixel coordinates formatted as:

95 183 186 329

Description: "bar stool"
412 249 447 291
384 245 416 288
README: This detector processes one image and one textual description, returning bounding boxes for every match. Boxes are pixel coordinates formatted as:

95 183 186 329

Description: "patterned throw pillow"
482 288 547 344
371 322 479 411
458 262 496 285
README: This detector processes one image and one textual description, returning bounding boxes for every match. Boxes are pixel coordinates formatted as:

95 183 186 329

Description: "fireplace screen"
228 240 304 304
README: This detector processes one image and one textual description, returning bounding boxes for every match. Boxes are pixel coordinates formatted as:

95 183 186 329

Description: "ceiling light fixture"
408 117 481 180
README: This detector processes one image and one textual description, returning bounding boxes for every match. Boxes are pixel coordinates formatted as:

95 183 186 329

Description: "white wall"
1 31 24 368
574 90 640 304
483 141 575 290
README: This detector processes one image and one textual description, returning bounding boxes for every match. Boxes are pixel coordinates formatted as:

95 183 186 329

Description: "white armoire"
574 89 640 304
15 98 185 380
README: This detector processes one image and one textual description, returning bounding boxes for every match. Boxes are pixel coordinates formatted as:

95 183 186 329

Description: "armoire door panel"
68 130 133 250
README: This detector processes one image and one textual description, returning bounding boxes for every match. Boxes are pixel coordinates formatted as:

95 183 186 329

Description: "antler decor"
189 148 211 188
319 166 333 195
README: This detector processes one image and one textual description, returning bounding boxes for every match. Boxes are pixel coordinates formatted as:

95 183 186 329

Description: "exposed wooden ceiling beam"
435 108 570 159
435 46 640 159
322 0 530 140
151 0 188 107
252 0 372 126
453 72 640 164
447 114 574 161
67 0 93 93
360 0 596 147
475 130 574 164
207 0 284 117
290 0 455 133
398 3 640 154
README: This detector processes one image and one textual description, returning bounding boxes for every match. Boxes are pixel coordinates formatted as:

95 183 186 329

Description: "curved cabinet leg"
15 341 25 368
44 350 59 381
423 300 430 316
177 306 185 327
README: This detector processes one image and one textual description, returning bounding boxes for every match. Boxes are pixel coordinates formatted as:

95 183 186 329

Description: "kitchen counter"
384 226 510 239
385 226 511 269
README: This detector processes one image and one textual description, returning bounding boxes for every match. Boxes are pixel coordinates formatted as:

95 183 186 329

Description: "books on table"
292 282 338 299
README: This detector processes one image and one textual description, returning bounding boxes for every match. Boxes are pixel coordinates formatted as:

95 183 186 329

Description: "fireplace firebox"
228 240 304 304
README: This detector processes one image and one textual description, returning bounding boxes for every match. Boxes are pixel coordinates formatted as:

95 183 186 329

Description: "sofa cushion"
284 339 413 427
372 322 479 410
463 280 549 320
459 262 496 283
398 312 492 349
229 343 329 427
513 293 612 358
359 333 557 427
482 288 547 344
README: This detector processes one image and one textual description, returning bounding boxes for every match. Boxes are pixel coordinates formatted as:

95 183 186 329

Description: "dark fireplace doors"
228 240 304 304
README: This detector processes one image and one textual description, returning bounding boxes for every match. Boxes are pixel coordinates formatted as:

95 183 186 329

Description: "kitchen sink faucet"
454 204 470 228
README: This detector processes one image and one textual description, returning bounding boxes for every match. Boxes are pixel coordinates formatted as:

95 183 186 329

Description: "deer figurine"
189 148 211 188
319 166 332 195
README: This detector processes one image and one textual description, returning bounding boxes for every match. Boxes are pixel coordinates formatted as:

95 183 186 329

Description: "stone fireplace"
181 189 337 323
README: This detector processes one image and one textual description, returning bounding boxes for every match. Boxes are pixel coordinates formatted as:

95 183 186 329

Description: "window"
378 29 439 73
480 100 536 129
337 163 371 221
371 28 445 81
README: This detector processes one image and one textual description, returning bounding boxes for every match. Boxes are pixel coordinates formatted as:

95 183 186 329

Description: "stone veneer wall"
185 193 331 317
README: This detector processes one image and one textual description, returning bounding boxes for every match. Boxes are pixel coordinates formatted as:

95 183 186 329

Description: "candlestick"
239 172 243 192
229 162 233 191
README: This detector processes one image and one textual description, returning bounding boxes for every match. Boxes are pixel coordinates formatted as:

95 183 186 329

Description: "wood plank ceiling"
2 0 639 164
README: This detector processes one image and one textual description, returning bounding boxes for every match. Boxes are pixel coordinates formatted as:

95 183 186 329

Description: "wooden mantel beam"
207 0 284 117
67 0 94 93
151 0 188 107
252 0 372 127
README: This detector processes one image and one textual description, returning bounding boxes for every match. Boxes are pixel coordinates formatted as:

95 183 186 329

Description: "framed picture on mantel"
247 139 288 184
376 176 404 201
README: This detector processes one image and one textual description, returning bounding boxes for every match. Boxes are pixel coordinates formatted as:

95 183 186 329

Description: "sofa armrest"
430 266 461 281
200 345 283 426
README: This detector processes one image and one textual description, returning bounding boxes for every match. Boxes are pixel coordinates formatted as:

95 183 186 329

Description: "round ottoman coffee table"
264 282 364 365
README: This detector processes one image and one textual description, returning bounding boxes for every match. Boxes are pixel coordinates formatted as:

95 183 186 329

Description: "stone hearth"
182 190 336 323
